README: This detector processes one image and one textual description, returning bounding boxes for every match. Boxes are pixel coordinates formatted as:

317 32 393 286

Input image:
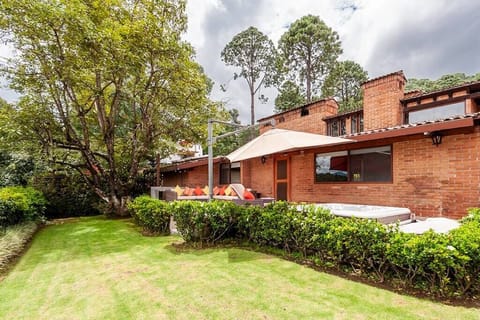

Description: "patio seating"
158 184 273 207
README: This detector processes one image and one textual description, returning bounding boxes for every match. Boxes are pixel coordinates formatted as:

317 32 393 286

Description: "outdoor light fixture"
425 131 443 147
261 155 267 164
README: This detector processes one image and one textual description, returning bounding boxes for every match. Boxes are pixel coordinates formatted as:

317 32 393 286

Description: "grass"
0 216 478 319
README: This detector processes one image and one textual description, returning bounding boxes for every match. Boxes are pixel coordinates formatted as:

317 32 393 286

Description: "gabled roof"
323 108 363 121
160 155 228 172
344 113 480 142
258 98 337 122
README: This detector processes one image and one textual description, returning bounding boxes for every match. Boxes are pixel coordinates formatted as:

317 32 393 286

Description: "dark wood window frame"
314 145 393 184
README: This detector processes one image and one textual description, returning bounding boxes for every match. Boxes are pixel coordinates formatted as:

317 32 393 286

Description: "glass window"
315 146 392 183
328 120 339 136
277 160 287 179
351 115 358 133
219 163 230 184
220 162 241 184
359 113 364 132
409 102 465 123
315 151 348 182
349 146 391 182
340 119 346 135
230 162 241 183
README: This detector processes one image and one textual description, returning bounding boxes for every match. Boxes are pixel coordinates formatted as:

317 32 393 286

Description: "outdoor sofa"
162 183 273 206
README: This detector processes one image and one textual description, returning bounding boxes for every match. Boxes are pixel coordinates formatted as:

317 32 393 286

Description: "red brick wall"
161 163 222 187
241 157 274 197
259 99 338 135
362 72 406 130
244 127 480 219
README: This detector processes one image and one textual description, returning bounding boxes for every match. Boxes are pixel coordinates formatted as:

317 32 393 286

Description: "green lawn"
0 217 478 319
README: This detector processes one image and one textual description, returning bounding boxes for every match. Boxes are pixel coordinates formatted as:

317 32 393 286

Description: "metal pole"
207 119 214 201
156 153 161 186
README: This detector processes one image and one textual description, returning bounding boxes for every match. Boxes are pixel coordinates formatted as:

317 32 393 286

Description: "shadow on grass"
164 241 271 264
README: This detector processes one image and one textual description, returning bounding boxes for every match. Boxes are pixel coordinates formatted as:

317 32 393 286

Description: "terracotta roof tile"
343 112 480 138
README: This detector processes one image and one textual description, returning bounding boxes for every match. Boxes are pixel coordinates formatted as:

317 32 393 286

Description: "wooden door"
275 157 289 201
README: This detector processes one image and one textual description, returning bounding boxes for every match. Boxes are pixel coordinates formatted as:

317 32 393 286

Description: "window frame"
405 98 466 124
314 145 393 184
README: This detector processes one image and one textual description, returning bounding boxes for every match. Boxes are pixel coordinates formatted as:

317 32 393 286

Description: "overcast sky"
1 0 480 124
184 0 480 123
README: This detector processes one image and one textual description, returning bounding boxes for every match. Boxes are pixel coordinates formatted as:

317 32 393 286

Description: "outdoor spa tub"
313 203 413 224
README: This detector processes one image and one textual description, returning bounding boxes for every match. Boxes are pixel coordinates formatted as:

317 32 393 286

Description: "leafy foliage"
128 196 171 235
221 26 277 125
0 151 37 187
0 0 218 215
0 186 46 227
322 60 368 112
274 81 306 113
172 200 239 245
32 173 101 219
278 15 342 102
405 73 480 93
209 108 254 157
149 199 480 298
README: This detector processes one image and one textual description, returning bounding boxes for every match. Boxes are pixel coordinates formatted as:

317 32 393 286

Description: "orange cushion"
183 187 194 196
219 186 226 196
194 186 203 196
213 186 220 195
243 190 255 200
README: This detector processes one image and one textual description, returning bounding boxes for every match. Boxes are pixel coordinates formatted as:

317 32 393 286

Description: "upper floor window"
408 101 465 124
351 113 364 134
327 119 346 136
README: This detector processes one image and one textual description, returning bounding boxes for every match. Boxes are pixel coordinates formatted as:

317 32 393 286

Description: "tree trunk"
250 88 255 125
306 49 312 102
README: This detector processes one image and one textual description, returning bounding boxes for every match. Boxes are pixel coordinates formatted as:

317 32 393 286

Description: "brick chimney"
362 71 406 130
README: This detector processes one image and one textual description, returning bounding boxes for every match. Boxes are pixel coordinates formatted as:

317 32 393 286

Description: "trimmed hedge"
0 186 46 228
128 196 170 234
129 197 480 299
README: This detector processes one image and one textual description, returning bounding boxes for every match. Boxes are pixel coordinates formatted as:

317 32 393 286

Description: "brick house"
158 71 480 218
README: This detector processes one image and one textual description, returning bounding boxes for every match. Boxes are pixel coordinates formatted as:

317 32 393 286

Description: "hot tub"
314 203 413 224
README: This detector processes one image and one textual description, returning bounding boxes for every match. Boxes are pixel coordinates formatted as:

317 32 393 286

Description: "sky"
1 0 480 124
183 0 480 123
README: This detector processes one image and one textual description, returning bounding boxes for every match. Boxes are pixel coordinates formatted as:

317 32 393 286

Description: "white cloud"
2 0 480 121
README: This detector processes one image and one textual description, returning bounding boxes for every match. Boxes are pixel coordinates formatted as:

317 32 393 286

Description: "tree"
274 80 305 113
0 0 218 215
406 73 480 93
221 26 277 125
278 15 342 102
322 60 368 112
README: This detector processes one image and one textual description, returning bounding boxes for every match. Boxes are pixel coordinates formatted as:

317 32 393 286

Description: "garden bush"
131 196 480 299
128 196 170 234
32 173 100 218
172 200 240 244
0 186 46 228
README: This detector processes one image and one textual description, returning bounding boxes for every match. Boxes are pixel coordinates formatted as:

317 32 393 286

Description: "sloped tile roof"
343 112 480 139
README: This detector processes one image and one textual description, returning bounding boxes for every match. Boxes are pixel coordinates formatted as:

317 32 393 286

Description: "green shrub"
0 186 46 227
32 173 100 218
172 200 240 244
449 219 480 296
132 198 480 298
0 198 24 227
128 196 170 234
